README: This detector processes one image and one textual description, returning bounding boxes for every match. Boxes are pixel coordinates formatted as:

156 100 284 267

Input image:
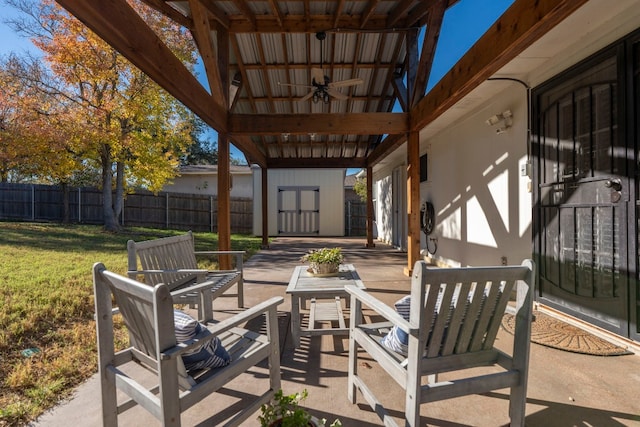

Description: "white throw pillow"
174 310 231 372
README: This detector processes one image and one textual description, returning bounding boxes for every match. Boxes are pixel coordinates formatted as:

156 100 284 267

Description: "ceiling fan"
279 32 363 104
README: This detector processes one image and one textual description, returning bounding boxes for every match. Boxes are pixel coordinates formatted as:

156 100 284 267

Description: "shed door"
534 52 630 337
277 187 319 235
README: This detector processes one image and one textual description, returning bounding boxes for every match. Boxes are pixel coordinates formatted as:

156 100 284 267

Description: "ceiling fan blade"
311 67 325 85
298 90 315 102
328 78 363 88
326 87 349 100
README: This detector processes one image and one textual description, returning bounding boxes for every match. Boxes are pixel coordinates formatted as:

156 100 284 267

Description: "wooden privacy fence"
0 183 253 233
0 183 367 236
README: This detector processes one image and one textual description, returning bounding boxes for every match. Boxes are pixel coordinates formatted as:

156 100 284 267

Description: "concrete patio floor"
32 237 640 426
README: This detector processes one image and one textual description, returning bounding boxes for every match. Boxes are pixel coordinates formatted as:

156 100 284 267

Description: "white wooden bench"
93 262 282 427
346 259 535 427
127 231 244 321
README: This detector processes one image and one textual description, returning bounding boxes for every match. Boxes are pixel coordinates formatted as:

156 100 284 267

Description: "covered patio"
52 0 587 275
34 237 640 426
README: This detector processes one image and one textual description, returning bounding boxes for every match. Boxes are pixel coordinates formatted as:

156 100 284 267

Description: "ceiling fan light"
313 92 319 104
323 92 330 104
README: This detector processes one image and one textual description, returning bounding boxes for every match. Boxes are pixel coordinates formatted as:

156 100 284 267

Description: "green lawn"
0 222 263 426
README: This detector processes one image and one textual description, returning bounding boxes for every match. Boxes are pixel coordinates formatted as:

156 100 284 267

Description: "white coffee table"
286 264 365 347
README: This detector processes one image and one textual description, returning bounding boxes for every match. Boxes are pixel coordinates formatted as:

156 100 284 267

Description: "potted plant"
258 389 341 427
300 247 344 275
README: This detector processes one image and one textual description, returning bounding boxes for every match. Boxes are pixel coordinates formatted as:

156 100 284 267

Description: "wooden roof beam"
139 0 192 28
266 0 284 28
386 0 418 28
267 157 366 169
228 113 408 135
411 0 446 107
226 15 391 33
370 0 589 167
368 133 406 166
360 0 380 29
197 0 230 29
189 0 226 109
242 62 392 71
231 135 267 167
230 0 257 30
411 0 589 132
333 0 346 29
55 0 227 133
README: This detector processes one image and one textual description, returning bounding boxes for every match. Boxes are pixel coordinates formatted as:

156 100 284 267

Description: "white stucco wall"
375 83 532 267
253 168 345 236
425 84 531 267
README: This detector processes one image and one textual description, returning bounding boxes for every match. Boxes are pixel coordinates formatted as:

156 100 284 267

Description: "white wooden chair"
93 262 283 427
127 231 244 321
346 260 535 427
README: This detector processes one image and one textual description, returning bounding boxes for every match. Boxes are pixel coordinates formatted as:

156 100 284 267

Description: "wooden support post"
218 133 232 270
405 130 420 276
261 167 269 249
366 166 375 248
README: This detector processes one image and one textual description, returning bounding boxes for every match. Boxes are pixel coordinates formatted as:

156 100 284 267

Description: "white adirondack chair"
93 262 282 426
346 260 535 427
127 231 245 321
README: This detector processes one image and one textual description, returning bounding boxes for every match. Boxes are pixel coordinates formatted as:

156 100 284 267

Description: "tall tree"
4 0 198 231
181 117 219 165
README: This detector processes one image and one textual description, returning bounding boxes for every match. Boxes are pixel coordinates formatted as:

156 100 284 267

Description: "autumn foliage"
1 0 199 230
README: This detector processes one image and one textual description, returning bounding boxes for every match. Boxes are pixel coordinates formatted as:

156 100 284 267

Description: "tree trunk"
114 160 125 220
101 144 120 232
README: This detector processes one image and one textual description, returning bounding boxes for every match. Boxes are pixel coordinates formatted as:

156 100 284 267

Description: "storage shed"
252 167 345 236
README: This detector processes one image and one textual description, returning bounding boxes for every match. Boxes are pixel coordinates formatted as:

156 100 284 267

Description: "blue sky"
0 0 514 171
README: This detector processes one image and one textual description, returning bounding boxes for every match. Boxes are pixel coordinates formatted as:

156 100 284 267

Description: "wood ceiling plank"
228 112 408 135
55 0 227 133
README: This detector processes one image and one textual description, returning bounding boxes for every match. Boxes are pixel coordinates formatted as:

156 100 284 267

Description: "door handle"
604 179 622 191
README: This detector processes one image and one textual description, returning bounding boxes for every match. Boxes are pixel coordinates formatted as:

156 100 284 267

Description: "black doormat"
502 311 633 356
